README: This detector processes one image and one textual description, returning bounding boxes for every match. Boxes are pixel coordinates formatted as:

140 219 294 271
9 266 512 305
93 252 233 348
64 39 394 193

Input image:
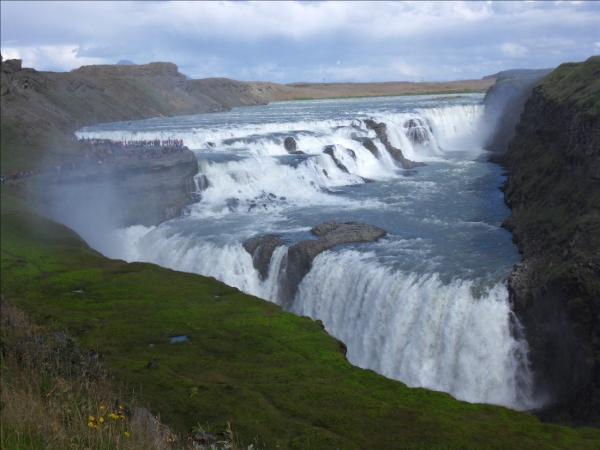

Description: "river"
76 93 541 410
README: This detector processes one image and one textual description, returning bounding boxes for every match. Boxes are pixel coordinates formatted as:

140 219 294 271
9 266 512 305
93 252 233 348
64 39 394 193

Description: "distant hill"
116 59 136 65
483 68 554 79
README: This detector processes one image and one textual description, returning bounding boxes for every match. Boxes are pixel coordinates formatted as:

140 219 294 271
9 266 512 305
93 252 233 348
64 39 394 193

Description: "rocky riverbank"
495 56 600 426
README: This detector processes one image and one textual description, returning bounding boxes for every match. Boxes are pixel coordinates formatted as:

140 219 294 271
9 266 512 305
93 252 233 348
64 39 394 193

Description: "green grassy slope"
2 186 600 449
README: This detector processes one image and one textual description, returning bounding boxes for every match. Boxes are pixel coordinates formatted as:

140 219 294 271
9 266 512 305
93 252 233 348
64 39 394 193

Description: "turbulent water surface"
77 94 541 410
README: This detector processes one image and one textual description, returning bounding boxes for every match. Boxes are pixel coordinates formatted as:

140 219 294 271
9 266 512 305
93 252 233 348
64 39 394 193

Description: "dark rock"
281 221 386 305
346 148 356 159
197 174 209 191
147 361 157 369
242 234 286 281
361 138 380 158
33 147 200 228
284 136 297 153
364 119 425 169
323 146 349 173
501 56 600 425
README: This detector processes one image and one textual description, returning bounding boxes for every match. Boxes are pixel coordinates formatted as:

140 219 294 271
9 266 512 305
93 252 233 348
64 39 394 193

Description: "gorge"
2 56 599 447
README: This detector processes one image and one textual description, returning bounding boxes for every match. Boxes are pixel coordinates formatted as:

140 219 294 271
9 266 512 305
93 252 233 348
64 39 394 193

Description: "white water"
75 94 542 410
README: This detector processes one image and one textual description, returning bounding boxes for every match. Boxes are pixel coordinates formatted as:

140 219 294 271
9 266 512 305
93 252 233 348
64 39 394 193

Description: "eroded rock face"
282 221 387 304
34 146 199 228
284 136 304 154
242 221 387 305
323 146 349 173
243 234 286 281
501 56 600 424
363 119 425 169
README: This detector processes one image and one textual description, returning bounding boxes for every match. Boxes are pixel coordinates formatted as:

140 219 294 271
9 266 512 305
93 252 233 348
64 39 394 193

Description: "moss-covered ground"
2 185 600 449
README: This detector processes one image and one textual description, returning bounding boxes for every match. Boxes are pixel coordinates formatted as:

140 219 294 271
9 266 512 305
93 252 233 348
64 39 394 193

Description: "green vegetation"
540 56 600 115
2 186 600 449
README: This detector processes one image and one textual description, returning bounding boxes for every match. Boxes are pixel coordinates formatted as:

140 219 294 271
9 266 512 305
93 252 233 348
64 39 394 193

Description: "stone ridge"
363 119 425 169
283 221 387 305
501 56 600 426
72 62 180 77
242 221 387 305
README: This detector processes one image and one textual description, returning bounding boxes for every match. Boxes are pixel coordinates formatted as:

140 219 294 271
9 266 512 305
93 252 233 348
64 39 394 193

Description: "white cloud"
1 1 599 82
500 43 529 58
1 45 107 71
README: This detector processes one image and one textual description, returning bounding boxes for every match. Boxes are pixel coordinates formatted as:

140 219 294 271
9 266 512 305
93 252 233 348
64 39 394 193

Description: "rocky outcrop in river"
500 56 600 425
363 119 425 169
244 221 387 306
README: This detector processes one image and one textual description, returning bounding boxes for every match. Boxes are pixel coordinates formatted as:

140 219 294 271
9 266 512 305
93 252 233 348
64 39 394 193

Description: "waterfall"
76 94 543 411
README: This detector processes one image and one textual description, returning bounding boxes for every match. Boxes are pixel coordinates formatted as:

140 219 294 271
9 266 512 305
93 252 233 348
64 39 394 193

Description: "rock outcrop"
33 145 199 228
500 56 600 425
243 221 387 304
243 234 286 281
323 146 349 173
282 221 386 304
0 58 275 176
363 119 425 169
283 136 304 154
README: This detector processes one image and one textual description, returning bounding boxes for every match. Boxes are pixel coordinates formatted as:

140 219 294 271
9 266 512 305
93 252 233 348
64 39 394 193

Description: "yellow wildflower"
89 416 95 421
99 417 105 423
119 414 126 419
109 413 119 420
124 431 130 437
99 405 106 411
87 421 94 428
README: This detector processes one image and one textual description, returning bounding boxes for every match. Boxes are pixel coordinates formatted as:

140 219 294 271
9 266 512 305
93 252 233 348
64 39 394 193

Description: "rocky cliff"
0 57 273 175
1 57 277 226
500 56 600 425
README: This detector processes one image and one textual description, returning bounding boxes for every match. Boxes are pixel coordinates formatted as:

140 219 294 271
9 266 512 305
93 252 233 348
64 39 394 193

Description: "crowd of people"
2 137 187 184
79 137 185 148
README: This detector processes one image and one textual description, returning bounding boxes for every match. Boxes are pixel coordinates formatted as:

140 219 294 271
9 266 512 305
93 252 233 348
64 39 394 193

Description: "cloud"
1 1 599 82
500 43 529 58
1 45 106 71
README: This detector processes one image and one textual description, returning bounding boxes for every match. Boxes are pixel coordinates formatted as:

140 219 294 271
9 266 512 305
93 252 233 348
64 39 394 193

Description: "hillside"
0 58 272 175
501 56 600 425
1 56 494 176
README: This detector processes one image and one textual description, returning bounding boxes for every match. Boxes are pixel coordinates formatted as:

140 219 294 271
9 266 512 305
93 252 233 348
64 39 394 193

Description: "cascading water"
75 93 542 411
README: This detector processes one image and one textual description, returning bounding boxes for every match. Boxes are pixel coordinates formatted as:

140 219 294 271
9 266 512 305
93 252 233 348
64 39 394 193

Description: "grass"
2 185 600 449
539 56 600 116
0 297 255 449
1 297 164 449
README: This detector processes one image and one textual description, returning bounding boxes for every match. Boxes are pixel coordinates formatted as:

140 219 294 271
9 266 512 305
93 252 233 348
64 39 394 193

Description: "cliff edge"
501 56 600 425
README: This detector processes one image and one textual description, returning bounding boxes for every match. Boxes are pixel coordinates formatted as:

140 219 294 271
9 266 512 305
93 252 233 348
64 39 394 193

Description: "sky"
1 1 599 83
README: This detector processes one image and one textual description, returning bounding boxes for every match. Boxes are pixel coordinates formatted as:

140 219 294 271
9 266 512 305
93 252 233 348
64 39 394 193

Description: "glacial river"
76 93 541 410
